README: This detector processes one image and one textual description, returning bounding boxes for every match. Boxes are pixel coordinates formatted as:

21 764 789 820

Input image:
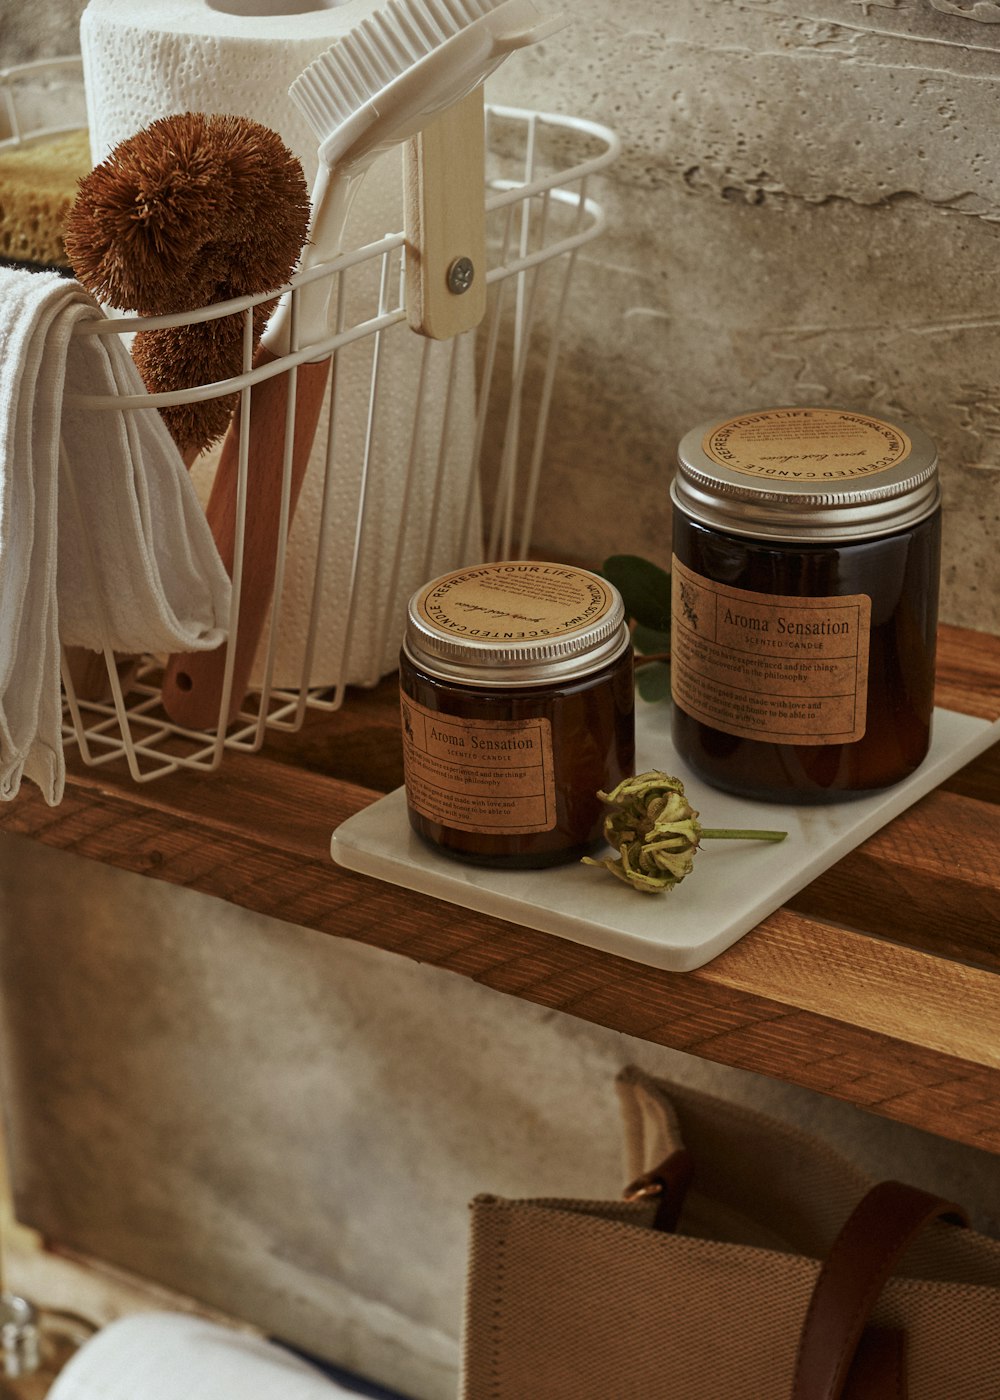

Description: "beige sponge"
0 128 91 269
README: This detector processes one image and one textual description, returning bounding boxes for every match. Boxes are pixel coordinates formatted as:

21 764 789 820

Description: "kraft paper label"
702 408 911 482
670 557 871 746
417 563 614 642
401 693 557 834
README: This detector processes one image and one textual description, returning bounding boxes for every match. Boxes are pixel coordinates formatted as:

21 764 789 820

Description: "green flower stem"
584 771 788 894
699 828 788 842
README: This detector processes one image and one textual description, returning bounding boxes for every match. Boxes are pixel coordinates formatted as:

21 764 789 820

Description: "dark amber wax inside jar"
400 561 635 867
670 408 941 804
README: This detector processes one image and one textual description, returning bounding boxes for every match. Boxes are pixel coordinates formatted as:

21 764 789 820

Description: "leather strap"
622 1147 694 1233
843 1327 907 1400
792 1180 967 1400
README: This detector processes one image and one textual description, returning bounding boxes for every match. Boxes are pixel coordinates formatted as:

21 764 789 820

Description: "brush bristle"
65 113 310 316
290 0 504 142
65 113 310 453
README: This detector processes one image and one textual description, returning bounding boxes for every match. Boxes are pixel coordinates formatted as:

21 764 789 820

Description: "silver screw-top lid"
672 407 940 541
404 561 629 687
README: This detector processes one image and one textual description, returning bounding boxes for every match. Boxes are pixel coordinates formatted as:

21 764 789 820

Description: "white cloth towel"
0 267 231 805
48 1312 367 1400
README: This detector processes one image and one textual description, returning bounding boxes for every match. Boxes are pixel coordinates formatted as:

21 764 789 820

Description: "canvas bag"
461 1067 1000 1399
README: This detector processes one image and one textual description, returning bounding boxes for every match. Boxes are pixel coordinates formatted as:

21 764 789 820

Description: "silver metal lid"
673 407 940 541
404 561 630 687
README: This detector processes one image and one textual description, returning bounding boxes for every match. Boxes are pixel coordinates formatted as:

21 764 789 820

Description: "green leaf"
632 623 670 658
602 555 671 632
636 661 672 704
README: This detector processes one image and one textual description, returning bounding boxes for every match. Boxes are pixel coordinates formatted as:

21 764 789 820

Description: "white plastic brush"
161 0 564 730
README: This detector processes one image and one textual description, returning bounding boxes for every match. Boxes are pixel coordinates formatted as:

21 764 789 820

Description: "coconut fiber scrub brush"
59 113 309 705
64 111 311 459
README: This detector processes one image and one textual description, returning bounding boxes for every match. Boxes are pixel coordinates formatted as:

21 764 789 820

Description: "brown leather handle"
161 348 330 730
792 1181 967 1400
622 1148 694 1234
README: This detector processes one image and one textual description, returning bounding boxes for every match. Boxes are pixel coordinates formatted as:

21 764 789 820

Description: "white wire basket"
2 58 619 784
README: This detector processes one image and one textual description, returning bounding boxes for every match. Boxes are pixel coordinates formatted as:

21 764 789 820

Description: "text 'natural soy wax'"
400 561 635 866
670 407 941 803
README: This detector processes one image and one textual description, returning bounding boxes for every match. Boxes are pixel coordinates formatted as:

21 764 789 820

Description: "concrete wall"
485 0 1000 631
2 4 999 1398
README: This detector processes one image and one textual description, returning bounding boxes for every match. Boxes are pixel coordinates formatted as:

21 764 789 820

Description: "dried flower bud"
583 770 787 894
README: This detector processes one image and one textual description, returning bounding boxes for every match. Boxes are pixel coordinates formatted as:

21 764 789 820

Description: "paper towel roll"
48 1312 366 1399
81 0 480 691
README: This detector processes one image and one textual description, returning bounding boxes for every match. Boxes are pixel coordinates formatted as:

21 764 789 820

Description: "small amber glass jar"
670 407 941 803
399 561 634 867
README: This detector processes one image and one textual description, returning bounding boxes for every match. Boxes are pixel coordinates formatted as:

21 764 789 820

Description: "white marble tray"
331 703 1000 972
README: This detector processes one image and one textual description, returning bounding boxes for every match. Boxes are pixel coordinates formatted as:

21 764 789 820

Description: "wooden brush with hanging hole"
61 114 310 702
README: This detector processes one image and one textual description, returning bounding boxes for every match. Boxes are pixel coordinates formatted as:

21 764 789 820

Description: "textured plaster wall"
1 4 999 1399
482 0 1000 630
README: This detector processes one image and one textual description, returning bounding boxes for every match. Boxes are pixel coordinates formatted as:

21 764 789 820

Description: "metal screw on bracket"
447 256 475 295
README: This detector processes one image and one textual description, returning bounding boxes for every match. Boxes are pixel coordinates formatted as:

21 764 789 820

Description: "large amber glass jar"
400 561 634 867
670 407 941 803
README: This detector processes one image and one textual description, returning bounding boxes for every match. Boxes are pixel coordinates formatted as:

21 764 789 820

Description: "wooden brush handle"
404 89 487 340
161 347 330 731
63 648 142 706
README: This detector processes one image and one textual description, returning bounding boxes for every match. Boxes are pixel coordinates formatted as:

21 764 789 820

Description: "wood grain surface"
160 351 332 731
1 621 998 1153
404 90 488 340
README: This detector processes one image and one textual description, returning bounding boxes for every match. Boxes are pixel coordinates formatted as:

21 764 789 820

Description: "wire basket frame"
3 61 619 783
0 56 87 147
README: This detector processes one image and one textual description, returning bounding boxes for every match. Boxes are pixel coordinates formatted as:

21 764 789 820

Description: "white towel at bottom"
0 267 231 806
48 1312 366 1400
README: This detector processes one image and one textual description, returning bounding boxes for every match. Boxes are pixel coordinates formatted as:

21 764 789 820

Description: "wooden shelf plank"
935 623 1000 720
788 788 1000 974
0 622 998 1154
703 907 1000 1070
